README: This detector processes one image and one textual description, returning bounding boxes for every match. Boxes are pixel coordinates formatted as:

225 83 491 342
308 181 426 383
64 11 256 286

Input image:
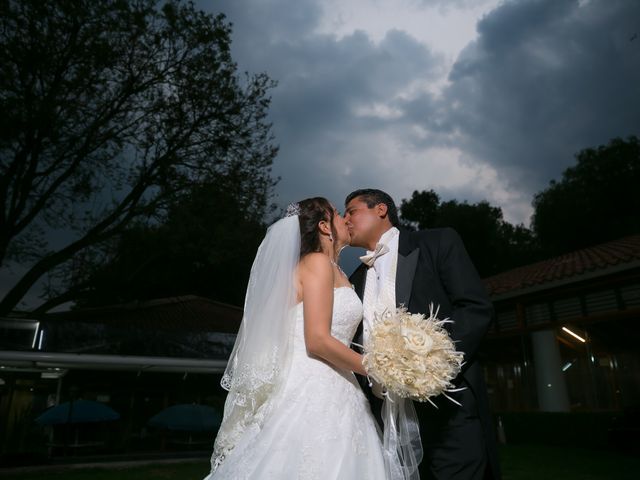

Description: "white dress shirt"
362 227 399 342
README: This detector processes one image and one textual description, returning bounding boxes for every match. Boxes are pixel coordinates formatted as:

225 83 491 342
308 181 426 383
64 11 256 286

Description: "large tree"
0 0 278 314
532 136 640 256
400 190 540 277
65 178 269 310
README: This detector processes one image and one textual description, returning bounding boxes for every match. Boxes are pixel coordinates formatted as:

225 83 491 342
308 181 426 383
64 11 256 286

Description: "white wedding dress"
206 286 387 479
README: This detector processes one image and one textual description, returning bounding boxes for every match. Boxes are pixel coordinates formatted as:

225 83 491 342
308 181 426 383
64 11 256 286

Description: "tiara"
285 202 301 217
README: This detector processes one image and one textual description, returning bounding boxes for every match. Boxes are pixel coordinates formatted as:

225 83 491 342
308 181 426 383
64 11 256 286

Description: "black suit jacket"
350 227 500 479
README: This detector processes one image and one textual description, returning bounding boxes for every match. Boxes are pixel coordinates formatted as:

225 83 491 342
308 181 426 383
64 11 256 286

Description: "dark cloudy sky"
199 0 640 225
3 0 639 309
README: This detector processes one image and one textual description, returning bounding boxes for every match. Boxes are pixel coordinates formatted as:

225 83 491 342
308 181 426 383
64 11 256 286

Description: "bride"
203 197 414 479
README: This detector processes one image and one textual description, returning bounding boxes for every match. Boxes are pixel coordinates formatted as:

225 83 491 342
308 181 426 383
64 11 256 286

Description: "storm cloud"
441 0 640 206
203 0 639 225
3 0 638 306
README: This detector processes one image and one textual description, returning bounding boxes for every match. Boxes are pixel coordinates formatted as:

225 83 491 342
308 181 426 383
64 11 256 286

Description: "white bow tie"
360 243 390 267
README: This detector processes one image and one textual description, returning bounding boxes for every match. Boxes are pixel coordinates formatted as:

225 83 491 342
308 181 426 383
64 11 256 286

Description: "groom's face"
344 197 380 248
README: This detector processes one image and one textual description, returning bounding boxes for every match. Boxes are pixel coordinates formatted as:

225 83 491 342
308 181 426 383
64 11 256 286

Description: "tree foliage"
69 179 268 309
0 0 278 314
400 190 540 277
532 136 640 256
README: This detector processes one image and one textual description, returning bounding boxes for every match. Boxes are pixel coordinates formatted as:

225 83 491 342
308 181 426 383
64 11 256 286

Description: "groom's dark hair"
345 189 400 227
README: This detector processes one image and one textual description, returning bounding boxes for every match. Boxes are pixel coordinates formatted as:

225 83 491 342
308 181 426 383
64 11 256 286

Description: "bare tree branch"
0 0 278 314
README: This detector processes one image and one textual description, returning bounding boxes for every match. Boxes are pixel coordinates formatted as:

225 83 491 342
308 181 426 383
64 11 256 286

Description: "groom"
345 189 501 480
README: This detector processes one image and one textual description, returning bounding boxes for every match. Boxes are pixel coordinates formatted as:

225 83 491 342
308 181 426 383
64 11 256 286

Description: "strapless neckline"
294 285 354 309
292 284 363 348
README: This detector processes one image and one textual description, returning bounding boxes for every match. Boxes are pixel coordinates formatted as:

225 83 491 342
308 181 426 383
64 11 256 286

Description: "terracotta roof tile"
44 295 242 333
483 234 640 297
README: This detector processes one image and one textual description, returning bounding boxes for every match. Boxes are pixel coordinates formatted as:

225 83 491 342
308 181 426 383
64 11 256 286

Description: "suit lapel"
349 263 367 350
396 229 419 308
350 263 367 301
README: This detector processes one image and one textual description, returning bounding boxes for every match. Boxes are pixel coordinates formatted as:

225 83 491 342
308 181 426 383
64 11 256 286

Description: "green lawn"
500 444 640 480
2 445 639 479
1 460 210 480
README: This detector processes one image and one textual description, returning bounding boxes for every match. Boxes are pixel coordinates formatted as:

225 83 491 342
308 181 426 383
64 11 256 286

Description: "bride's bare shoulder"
299 253 332 279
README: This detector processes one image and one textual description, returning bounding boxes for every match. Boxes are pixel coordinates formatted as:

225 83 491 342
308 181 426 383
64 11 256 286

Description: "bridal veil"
210 215 300 471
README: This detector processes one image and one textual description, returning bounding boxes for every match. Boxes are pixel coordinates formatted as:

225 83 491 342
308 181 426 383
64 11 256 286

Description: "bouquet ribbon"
381 391 423 480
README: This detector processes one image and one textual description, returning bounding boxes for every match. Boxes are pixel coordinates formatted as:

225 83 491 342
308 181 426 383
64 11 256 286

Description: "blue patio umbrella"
147 404 221 432
35 399 120 425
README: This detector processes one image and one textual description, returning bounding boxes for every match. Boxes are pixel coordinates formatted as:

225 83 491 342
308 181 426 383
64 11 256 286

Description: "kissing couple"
204 189 500 480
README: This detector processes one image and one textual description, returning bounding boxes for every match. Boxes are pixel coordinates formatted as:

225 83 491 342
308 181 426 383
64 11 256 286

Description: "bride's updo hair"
297 197 337 257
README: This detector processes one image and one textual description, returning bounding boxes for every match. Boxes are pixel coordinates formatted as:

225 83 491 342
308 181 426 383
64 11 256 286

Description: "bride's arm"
299 253 367 376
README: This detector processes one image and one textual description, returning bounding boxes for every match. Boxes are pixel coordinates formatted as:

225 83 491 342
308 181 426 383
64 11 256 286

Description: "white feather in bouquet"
362 304 465 407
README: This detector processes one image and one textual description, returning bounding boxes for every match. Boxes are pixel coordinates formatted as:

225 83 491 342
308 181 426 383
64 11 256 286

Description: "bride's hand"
361 355 384 397
371 379 385 399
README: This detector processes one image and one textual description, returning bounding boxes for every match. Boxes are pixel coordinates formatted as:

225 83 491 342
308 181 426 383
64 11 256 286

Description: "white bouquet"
362 304 465 406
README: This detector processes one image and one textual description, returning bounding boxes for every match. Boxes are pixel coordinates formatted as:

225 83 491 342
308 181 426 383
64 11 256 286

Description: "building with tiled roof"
0 295 244 464
482 234 640 334
45 295 243 333
1 295 243 366
484 234 640 300
478 234 640 415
